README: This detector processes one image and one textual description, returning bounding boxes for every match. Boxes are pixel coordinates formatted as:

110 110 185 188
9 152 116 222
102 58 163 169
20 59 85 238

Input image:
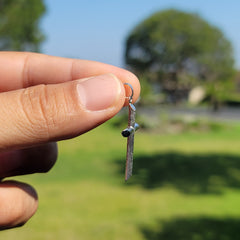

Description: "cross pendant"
122 83 139 181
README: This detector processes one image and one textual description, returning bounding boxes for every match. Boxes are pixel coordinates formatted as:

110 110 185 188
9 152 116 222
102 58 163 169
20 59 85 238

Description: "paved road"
138 106 240 122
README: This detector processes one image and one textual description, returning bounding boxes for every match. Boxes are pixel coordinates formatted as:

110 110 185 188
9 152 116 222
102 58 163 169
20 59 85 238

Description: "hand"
0 52 140 230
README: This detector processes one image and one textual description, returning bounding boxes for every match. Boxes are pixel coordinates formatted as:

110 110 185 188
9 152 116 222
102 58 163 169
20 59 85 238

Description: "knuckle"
19 85 57 140
17 82 77 143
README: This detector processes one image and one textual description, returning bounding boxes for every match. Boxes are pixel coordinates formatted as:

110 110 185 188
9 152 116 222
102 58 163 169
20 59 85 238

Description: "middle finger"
0 142 58 179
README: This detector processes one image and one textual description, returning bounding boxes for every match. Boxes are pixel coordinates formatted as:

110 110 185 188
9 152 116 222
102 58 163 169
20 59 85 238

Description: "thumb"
0 74 125 151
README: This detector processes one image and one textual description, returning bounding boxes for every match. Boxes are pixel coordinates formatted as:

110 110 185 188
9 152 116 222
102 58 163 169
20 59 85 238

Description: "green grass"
2 119 240 239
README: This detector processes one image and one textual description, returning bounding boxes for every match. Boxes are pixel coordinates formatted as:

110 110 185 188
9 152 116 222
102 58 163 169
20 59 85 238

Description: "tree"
125 9 235 106
0 0 46 52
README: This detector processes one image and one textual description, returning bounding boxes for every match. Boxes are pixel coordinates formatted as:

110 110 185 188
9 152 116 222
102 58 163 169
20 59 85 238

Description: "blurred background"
1 0 240 239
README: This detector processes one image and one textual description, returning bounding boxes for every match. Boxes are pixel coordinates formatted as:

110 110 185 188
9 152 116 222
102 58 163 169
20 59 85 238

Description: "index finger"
0 52 140 103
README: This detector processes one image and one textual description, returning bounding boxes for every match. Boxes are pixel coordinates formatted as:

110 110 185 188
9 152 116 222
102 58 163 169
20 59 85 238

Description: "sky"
41 0 240 68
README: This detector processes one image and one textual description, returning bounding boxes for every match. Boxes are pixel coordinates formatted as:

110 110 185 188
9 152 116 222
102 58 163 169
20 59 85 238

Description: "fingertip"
0 181 38 229
77 73 125 112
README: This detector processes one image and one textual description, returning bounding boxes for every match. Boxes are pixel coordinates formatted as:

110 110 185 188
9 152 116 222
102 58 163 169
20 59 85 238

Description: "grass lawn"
2 118 240 240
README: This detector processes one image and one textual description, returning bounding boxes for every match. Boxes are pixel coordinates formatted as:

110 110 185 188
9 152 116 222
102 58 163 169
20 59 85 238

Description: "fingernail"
77 74 121 111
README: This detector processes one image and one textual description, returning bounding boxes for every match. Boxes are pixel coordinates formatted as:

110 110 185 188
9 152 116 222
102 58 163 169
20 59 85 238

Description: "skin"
0 52 140 230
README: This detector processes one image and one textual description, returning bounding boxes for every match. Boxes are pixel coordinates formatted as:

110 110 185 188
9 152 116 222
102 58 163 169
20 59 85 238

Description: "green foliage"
0 0 46 51
125 9 235 104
